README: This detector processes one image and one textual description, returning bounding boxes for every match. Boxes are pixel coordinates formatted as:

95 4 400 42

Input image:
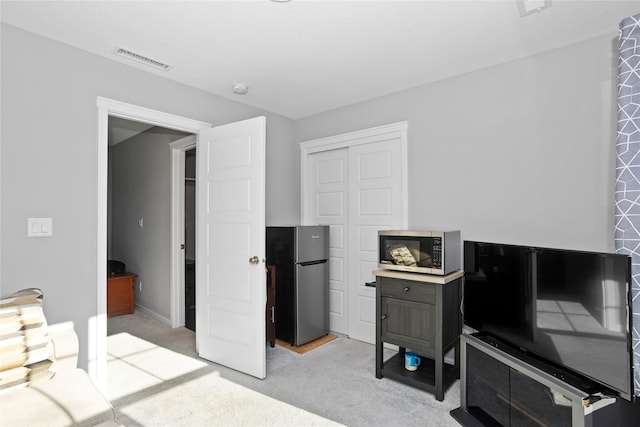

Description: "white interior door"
308 148 349 335
348 140 405 344
196 116 266 379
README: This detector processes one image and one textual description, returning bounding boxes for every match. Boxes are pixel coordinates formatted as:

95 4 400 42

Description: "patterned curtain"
615 13 640 397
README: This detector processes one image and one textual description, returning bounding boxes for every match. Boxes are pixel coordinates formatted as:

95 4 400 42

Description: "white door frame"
169 136 197 329
300 121 408 339
96 97 210 389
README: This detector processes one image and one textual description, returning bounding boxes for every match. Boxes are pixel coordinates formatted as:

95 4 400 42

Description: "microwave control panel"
432 237 442 268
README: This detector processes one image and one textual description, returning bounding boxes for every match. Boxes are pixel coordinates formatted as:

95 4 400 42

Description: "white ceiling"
2 1 639 120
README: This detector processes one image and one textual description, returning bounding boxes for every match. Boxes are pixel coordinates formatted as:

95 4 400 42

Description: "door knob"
249 256 260 265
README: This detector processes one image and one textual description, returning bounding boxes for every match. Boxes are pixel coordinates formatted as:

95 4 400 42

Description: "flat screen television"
463 240 634 401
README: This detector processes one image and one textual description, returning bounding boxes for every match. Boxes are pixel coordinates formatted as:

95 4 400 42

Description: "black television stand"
451 333 619 427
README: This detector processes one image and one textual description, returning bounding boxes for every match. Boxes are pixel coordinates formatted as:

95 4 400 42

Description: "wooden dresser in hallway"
107 272 137 317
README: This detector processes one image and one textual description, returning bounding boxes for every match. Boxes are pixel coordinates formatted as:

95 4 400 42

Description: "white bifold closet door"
302 122 407 344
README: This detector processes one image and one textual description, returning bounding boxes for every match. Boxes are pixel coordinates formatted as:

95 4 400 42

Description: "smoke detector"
516 0 552 17
232 83 249 95
114 47 173 71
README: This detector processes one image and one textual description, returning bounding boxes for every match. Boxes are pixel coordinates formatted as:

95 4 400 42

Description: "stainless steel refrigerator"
266 225 329 346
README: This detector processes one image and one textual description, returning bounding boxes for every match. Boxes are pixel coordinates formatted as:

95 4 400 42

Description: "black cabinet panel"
467 345 510 427
466 344 573 427
510 369 571 427
382 296 435 350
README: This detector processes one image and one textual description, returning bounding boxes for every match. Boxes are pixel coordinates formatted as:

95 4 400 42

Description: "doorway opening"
108 117 194 331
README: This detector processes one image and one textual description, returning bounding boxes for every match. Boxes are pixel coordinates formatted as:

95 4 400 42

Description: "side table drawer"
379 278 435 303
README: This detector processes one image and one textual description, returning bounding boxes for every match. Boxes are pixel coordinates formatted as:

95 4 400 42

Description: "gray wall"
110 128 189 320
0 24 298 369
295 33 619 254
0 21 622 369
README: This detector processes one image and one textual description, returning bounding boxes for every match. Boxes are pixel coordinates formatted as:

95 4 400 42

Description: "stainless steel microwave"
378 230 461 275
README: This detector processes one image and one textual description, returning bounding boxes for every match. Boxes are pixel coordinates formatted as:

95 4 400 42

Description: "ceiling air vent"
114 48 172 71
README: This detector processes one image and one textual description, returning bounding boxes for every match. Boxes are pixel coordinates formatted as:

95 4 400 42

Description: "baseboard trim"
134 304 172 326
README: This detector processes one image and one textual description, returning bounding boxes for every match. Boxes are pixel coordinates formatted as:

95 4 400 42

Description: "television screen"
463 241 634 400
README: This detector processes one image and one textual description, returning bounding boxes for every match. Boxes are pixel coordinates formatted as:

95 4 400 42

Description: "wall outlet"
138 281 142 292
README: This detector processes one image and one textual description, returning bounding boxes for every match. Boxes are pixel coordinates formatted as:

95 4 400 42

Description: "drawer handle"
403 287 410 292
380 314 388 320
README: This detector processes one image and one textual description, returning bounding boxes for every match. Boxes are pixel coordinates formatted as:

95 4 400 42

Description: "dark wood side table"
107 272 137 317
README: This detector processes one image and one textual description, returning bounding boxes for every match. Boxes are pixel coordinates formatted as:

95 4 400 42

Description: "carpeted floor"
106 312 461 427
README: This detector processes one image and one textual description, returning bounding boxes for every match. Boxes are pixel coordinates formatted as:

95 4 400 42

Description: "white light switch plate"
28 218 53 237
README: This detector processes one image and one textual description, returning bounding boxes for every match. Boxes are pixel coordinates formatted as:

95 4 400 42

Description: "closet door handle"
403 287 410 292
380 314 388 320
